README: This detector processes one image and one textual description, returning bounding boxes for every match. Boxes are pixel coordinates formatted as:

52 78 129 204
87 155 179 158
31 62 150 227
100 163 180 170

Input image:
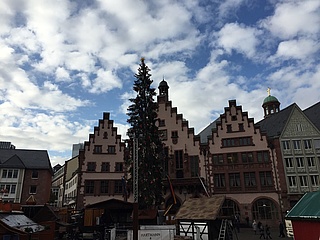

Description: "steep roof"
198 118 220 143
303 101 320 131
256 103 296 137
175 195 225 220
0 149 52 171
286 191 320 220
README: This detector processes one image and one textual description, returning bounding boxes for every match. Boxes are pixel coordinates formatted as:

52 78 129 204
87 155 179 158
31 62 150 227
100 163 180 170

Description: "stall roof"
0 212 45 234
175 195 225 221
286 191 320 220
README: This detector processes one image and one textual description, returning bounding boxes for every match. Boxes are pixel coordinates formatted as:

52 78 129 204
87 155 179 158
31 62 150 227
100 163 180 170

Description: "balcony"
289 186 298 193
297 167 306 173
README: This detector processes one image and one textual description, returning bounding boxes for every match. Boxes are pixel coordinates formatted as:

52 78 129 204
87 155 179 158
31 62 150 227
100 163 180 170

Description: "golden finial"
267 87 271 96
140 57 145 62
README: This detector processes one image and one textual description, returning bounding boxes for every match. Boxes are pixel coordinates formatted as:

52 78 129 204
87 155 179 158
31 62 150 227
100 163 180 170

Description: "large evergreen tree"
126 58 164 209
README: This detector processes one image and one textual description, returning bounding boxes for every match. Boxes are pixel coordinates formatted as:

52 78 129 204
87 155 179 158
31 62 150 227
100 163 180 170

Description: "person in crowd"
252 219 257 235
279 221 286 238
265 224 272 239
259 223 265 239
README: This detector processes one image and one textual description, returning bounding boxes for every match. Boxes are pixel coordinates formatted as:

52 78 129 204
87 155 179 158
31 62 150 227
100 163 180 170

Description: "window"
293 140 301 150
10 185 16 194
214 174 225 187
229 173 241 187
260 172 273 186
159 119 165 127
238 123 244 131
241 152 254 163
114 180 123 194
212 154 224 164
7 170 13 178
159 129 168 141
2 170 7 178
30 185 37 194
108 145 116 153
190 156 199 177
175 150 184 178
244 172 256 187
100 180 109 194
222 138 235 147
296 157 304 168
103 132 108 139
239 137 252 146
175 150 183 169
288 176 297 187
101 162 110 172
87 162 96 172
310 175 319 186
171 131 178 138
285 158 293 168
257 151 269 163
307 157 315 167
94 145 102 153
282 140 290 150
227 153 238 163
85 180 94 194
222 137 252 147
115 162 124 172
0 184 16 194
296 124 304 132
227 124 232 132
2 169 19 178
299 176 308 187
304 139 312 149
32 170 38 179
13 170 18 178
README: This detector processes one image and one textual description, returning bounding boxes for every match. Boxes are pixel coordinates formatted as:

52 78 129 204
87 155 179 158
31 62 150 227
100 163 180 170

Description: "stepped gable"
84 112 124 151
303 101 320 131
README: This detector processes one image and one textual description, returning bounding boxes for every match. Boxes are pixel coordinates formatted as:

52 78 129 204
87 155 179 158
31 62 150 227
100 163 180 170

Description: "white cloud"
90 69 122 94
262 1 320 39
274 39 320 60
215 22 261 58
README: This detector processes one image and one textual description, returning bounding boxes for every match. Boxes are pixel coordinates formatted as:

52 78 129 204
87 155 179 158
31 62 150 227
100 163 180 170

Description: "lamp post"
129 133 139 240
263 204 267 225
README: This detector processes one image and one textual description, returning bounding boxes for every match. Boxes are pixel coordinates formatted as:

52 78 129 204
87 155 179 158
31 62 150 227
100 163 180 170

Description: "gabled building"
199 100 281 224
51 164 64 207
157 80 206 215
0 145 53 205
63 156 79 209
77 113 126 209
258 100 320 211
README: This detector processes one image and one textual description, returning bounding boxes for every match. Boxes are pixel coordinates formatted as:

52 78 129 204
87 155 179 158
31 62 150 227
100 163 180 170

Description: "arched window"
252 198 278 221
220 199 240 217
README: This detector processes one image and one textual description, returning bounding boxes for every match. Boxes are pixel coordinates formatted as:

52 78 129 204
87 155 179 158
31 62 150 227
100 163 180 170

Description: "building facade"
199 100 281 224
258 101 320 212
157 80 206 215
77 112 126 209
0 146 53 205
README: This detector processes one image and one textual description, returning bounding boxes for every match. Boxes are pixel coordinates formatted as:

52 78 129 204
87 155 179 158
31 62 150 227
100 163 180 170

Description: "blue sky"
0 0 319 167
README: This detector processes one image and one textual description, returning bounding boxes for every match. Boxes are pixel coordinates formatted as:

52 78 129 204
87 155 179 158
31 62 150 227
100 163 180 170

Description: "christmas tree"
126 58 164 209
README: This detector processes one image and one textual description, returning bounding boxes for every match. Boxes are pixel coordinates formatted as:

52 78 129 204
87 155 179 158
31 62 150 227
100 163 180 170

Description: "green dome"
263 95 279 104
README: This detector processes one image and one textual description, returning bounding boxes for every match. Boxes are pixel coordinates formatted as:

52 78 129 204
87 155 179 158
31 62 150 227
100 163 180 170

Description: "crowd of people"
251 219 286 239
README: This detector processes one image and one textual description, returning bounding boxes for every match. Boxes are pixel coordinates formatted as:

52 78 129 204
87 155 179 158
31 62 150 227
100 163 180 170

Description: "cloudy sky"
0 0 319 167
